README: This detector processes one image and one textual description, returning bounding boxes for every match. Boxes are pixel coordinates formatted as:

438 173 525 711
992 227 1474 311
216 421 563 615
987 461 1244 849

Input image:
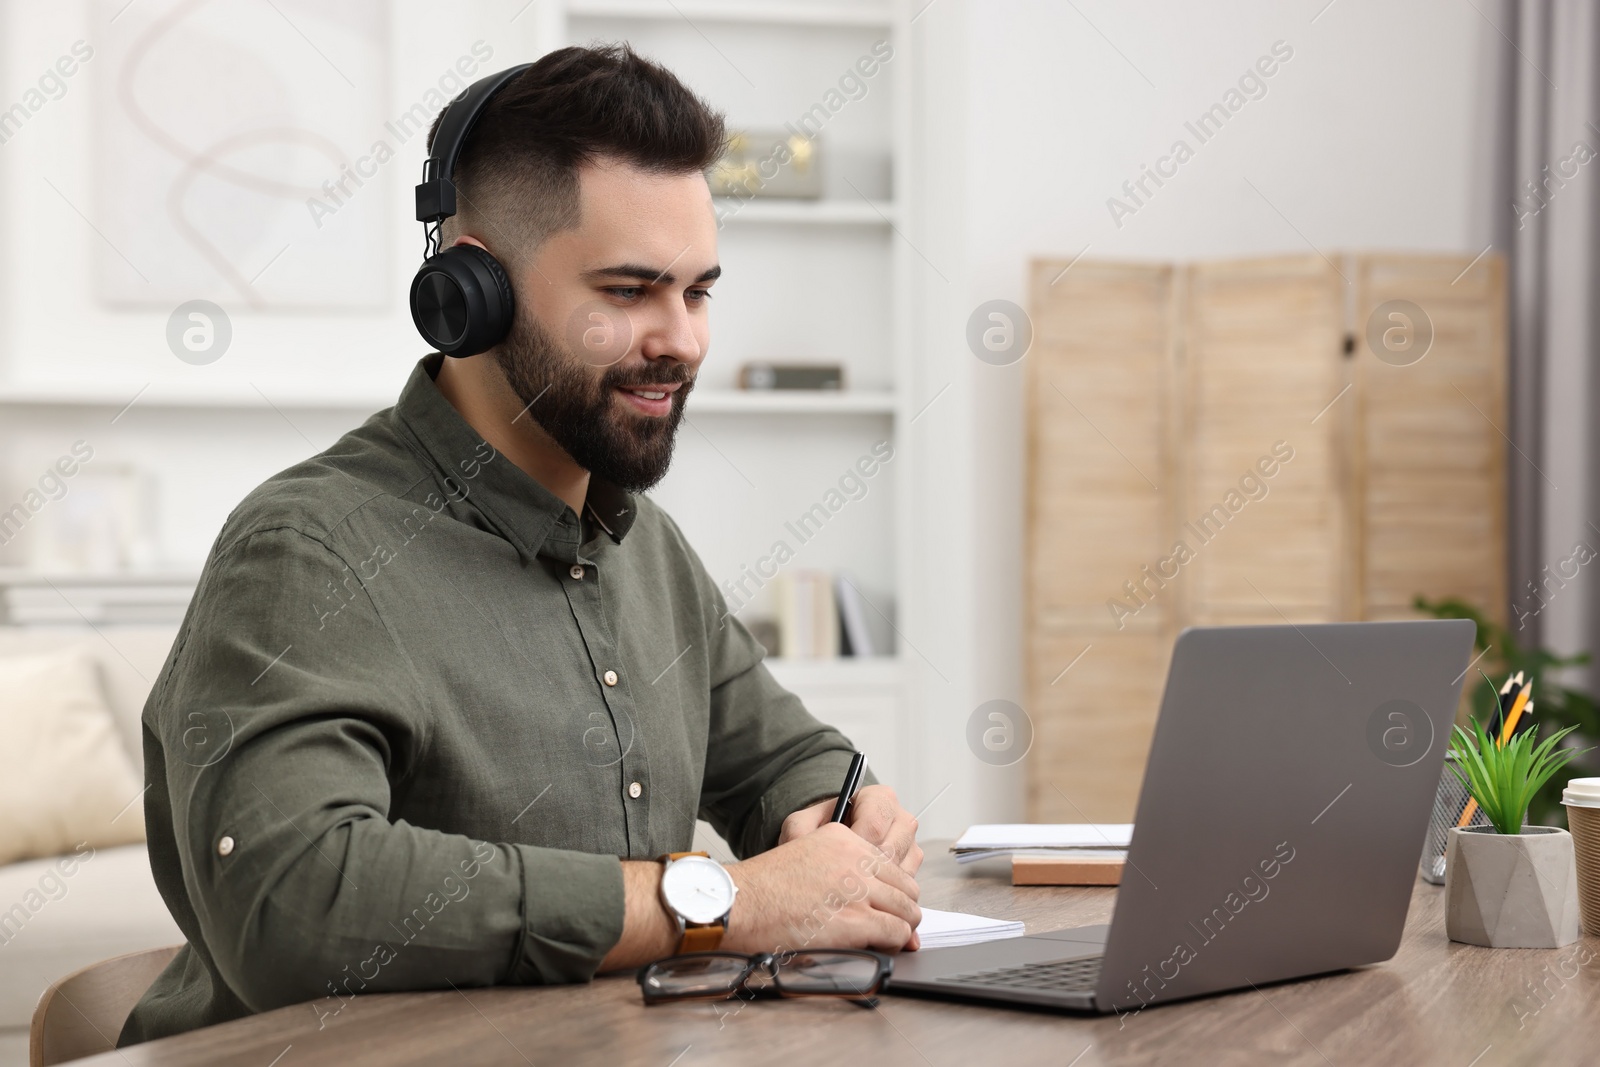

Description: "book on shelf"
774 569 833 659
769 569 878 659
835 571 874 656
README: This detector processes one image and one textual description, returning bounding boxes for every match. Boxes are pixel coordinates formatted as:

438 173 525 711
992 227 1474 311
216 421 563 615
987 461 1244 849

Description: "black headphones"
409 64 534 357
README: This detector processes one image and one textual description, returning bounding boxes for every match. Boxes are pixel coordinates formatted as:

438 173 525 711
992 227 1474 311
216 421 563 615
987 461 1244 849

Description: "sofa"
0 626 184 1051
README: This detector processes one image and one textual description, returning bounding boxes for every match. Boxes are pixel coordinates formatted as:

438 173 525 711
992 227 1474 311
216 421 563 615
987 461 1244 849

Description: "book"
774 569 839 659
1011 852 1126 886
835 572 874 657
813 572 838 658
951 823 1134 864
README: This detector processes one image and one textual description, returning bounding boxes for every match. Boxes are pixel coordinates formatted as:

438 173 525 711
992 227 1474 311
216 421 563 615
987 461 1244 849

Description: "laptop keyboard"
941 955 1102 993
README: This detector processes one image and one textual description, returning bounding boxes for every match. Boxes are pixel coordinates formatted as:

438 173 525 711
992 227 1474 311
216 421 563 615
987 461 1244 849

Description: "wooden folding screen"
1026 252 1507 821
1354 255 1507 621
1026 262 1176 824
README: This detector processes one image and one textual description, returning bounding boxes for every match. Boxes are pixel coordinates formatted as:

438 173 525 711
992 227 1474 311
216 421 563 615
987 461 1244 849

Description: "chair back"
29 945 181 1067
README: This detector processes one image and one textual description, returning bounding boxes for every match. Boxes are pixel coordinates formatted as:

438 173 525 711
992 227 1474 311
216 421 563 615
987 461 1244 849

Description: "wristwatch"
658 851 737 953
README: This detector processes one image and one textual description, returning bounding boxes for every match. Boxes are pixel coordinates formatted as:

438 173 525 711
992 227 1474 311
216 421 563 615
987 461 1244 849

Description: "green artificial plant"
1415 595 1600 826
1447 715 1586 834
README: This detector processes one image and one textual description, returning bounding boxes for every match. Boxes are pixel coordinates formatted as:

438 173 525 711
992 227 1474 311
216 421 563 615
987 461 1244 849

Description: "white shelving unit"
713 197 896 225
565 1 893 29
0 0 921 794
551 0 916 788
0 385 896 415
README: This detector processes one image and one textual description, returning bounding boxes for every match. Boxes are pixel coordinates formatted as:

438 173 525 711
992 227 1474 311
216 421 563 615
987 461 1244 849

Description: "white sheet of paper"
914 907 1026 948
951 823 1134 851
954 846 1130 865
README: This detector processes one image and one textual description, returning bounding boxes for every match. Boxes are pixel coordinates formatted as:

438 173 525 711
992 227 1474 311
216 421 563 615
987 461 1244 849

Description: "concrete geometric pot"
1444 825 1581 948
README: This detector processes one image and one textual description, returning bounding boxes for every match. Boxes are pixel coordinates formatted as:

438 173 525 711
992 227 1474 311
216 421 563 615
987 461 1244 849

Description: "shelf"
0 384 895 416
688 389 895 414
0 569 199 625
568 0 894 28
0 382 395 412
714 199 896 226
764 655 902 690
0 568 199 587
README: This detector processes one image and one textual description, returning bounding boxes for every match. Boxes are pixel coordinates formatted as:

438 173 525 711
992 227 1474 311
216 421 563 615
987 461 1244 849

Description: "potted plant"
1444 716 1588 947
1415 595 1600 826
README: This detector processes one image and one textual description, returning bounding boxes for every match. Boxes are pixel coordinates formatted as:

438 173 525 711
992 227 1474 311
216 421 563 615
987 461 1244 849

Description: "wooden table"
86 846 1600 1066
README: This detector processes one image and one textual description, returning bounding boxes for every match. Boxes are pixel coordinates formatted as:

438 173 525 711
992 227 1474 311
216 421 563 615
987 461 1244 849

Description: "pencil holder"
1421 752 1489 884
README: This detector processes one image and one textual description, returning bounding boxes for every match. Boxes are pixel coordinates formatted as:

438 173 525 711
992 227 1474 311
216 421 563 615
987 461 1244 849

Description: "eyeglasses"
637 950 892 1008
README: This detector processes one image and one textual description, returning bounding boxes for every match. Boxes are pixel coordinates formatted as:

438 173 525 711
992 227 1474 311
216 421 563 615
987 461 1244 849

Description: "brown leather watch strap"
678 924 725 953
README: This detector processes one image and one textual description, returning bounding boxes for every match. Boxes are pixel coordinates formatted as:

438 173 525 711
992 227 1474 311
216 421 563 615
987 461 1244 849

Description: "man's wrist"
721 860 757 953
598 860 678 972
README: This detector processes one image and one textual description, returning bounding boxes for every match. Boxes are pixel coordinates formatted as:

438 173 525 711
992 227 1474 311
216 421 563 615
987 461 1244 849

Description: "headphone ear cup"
409 245 515 357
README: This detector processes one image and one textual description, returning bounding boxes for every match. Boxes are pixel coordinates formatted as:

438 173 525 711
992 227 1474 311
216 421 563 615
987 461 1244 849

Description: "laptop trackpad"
891 925 1108 985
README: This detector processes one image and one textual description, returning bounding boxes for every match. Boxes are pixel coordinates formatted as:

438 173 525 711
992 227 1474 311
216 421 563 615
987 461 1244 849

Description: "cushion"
0 649 146 867
0 844 183 1029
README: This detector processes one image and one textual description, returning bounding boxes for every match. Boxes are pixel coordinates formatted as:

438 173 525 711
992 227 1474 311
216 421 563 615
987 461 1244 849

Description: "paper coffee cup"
1562 778 1600 936
1564 778 1600 807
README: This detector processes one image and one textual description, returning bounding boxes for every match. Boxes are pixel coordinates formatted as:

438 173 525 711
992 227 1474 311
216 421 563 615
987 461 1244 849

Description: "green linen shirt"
119 354 866 1045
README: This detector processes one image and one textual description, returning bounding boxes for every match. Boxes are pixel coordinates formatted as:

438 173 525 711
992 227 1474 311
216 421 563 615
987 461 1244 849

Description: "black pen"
829 752 868 823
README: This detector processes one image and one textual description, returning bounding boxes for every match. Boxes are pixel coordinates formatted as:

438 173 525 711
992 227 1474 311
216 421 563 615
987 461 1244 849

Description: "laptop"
887 620 1474 1016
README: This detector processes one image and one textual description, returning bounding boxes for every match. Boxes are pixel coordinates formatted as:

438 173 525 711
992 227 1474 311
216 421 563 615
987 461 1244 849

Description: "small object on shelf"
835 572 874 657
25 464 156 573
739 362 845 391
709 129 822 200
1011 853 1125 886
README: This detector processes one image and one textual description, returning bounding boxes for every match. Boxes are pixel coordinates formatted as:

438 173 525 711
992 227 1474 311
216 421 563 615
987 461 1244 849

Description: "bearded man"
121 44 922 1047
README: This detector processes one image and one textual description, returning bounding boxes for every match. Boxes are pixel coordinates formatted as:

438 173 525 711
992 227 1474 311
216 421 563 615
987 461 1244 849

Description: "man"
120 45 922 1046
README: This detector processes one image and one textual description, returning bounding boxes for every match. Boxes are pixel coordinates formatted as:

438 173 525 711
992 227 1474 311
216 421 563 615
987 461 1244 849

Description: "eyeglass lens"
642 954 751 996
773 952 882 995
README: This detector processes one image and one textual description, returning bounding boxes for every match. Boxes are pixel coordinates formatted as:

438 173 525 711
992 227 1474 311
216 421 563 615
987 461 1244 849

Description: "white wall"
0 1 548 565
0 0 1500 836
907 0 1496 834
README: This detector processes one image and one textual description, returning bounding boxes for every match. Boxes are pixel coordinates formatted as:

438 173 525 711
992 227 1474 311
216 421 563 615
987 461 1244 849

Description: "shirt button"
628 782 643 799
569 565 584 580
217 836 235 857
604 670 619 687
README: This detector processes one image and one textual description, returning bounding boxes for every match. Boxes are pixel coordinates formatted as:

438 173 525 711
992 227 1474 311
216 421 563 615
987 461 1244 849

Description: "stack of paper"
915 907 1025 949
951 823 1134 865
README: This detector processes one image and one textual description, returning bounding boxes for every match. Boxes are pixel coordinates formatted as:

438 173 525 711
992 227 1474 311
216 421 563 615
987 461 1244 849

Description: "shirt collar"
390 354 638 562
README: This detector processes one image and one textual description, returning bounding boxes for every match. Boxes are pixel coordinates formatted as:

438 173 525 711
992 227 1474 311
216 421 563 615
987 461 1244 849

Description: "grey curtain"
1494 0 1600 680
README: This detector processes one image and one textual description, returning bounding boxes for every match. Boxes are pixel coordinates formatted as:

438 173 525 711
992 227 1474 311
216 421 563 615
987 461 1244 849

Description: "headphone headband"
415 63 535 224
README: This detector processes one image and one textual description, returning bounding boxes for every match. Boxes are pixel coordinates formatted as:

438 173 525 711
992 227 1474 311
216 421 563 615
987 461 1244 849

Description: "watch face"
662 855 736 925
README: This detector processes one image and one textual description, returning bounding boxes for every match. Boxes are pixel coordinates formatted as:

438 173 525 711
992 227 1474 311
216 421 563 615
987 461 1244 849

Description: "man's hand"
724 822 921 953
780 784 923 876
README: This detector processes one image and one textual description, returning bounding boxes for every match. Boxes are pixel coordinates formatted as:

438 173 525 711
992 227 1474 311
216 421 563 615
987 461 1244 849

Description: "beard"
492 308 694 494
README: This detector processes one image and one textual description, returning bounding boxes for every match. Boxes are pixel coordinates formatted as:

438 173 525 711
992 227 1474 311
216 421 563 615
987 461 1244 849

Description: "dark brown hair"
428 45 726 265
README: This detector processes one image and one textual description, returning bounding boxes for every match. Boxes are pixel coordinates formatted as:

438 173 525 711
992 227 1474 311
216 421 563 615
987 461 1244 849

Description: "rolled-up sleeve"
156 526 624 1012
